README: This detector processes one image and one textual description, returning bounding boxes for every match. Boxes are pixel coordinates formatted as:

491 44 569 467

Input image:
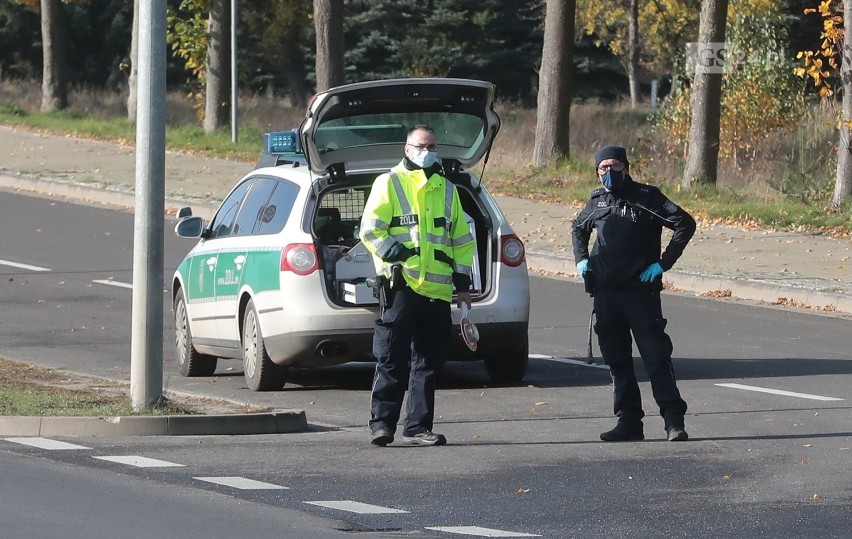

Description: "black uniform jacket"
571 177 696 289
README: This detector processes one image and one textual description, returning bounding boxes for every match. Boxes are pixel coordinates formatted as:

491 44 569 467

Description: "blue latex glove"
576 259 589 277
639 262 664 282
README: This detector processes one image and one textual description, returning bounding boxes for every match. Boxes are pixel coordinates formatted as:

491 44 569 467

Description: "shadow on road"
198 354 852 392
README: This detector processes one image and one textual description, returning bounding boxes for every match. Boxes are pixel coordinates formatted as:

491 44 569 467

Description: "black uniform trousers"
593 286 687 430
369 286 451 437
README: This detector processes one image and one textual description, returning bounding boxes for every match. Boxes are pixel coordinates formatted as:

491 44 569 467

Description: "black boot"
600 422 644 442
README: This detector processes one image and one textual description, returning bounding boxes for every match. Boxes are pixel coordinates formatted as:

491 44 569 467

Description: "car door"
178 179 252 344
213 177 279 344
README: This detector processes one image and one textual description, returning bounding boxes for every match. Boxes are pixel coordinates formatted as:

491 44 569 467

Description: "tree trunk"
314 0 344 92
833 0 852 207
532 0 576 168
681 0 728 189
288 65 308 108
204 0 230 133
627 0 640 108
127 0 139 123
40 0 67 112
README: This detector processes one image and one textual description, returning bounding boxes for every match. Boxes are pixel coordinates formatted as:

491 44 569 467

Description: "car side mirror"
175 216 204 238
177 207 193 219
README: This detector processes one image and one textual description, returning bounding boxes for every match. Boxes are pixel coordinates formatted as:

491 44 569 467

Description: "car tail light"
500 234 526 267
280 243 319 275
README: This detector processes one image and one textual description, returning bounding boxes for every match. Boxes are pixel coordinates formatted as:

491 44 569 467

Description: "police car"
172 78 531 391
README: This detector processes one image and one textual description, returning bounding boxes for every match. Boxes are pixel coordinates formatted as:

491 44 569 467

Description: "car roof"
300 78 501 176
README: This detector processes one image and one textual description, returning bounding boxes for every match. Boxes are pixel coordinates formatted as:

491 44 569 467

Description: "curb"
526 253 852 316
3 173 850 317
0 173 219 221
0 410 309 437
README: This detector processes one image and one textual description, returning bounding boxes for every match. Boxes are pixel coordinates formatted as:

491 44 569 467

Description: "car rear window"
315 112 487 157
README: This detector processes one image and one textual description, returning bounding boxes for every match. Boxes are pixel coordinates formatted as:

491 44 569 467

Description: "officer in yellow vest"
360 125 475 447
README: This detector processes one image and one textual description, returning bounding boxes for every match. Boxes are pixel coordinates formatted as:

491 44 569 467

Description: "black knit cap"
594 145 629 168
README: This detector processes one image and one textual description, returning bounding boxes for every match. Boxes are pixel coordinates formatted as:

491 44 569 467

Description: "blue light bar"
264 130 301 154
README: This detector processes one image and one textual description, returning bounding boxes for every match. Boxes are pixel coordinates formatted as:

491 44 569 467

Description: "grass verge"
0 358 261 417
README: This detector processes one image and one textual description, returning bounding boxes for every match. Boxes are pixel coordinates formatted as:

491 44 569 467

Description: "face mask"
409 149 438 169
601 169 625 191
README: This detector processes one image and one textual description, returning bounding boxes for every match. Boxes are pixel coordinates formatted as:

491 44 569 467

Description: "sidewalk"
1 125 850 316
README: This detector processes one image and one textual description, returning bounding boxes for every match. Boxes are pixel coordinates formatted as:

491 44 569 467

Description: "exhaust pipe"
317 341 349 357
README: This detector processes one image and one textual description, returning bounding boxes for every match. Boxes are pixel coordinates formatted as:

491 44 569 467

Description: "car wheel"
242 299 285 391
484 336 529 384
174 289 217 377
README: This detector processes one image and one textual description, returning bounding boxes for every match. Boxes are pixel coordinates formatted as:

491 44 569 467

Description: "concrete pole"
130 0 166 411
651 80 658 110
230 0 238 143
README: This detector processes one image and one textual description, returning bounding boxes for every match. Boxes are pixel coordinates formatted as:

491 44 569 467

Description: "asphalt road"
0 449 399 539
1 191 851 538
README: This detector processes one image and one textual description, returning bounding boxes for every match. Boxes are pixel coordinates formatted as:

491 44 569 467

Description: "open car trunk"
311 171 494 307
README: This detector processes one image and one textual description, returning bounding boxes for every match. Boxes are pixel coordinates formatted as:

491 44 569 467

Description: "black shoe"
371 427 394 446
402 431 447 446
600 423 644 442
666 427 689 441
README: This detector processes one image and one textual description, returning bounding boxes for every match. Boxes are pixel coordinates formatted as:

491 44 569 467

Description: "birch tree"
796 0 852 206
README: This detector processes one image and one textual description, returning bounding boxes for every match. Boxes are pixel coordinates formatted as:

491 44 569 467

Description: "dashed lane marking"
716 383 844 402
194 476 289 490
0 259 51 272
304 500 409 514
92 279 133 289
530 353 610 370
424 526 541 537
4 437 90 450
93 455 185 468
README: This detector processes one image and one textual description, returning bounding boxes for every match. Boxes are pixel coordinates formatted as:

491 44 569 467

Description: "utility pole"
230 0 238 143
130 0 166 410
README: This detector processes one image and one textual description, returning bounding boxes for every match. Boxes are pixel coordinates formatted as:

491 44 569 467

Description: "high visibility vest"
360 162 475 303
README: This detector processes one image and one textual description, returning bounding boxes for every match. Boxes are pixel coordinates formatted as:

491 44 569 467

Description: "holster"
583 271 597 297
366 275 391 309
389 263 404 291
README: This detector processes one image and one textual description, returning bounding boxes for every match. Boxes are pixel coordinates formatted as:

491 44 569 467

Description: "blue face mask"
601 169 625 191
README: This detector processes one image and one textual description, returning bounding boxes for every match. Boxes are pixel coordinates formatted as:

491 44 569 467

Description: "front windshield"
315 112 487 159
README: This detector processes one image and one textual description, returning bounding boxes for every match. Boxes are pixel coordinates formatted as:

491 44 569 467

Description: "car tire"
174 289 218 377
242 299 286 391
484 336 529 384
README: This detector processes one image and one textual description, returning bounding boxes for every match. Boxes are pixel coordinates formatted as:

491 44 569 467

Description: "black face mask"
601 169 625 191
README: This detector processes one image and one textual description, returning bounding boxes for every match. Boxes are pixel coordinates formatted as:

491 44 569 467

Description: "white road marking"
93 455 185 468
716 383 844 402
92 279 133 289
4 437 89 450
530 354 610 370
0 259 51 272
425 526 541 537
303 500 409 514
194 476 289 490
